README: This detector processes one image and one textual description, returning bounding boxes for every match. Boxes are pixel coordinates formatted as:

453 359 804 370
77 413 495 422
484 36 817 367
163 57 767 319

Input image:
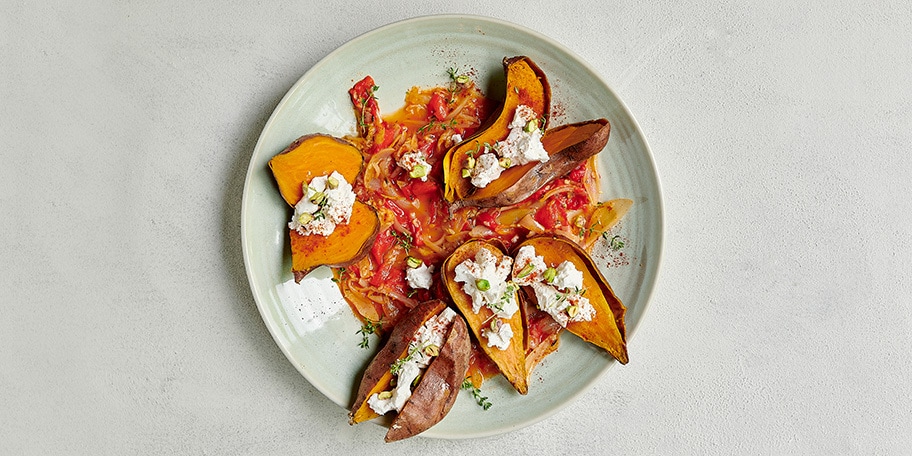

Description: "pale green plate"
241 14 663 439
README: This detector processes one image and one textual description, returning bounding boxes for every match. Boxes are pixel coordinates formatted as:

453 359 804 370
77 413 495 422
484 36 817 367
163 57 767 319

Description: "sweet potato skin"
348 300 447 425
461 118 611 208
385 316 471 442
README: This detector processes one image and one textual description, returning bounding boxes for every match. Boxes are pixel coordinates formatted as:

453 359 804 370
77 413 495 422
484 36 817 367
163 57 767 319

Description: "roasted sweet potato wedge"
443 56 550 203
269 134 364 206
442 240 528 394
289 201 379 282
461 118 611 208
386 316 470 442
349 300 471 442
268 133 380 282
514 235 628 364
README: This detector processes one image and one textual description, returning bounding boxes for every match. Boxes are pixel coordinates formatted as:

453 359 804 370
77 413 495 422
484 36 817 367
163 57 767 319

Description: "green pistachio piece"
515 263 535 279
543 267 557 283
297 213 314 225
475 278 490 291
309 191 327 205
410 164 428 179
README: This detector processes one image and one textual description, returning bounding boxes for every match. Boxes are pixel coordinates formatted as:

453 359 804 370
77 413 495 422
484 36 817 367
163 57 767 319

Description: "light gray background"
2 1 909 454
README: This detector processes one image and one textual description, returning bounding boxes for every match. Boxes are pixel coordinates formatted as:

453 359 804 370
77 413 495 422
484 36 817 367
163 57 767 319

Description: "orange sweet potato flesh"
269 133 380 282
516 235 628 364
442 240 529 394
269 134 364 206
386 315 471 442
443 56 550 203
349 300 448 425
289 201 379 282
463 118 611 208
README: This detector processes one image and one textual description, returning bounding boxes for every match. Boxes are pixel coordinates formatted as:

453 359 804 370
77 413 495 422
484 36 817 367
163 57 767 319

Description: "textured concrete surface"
2 1 911 454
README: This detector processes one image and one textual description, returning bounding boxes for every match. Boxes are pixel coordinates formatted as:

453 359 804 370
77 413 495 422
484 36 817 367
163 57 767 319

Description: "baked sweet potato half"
349 300 471 442
288 201 379 282
514 235 628 364
443 56 551 203
459 118 611 208
269 134 364 207
268 134 380 282
442 239 529 394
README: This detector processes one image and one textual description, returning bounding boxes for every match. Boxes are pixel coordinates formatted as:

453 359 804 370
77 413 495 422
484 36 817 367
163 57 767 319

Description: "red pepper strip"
349 76 381 137
476 209 499 230
428 91 449 121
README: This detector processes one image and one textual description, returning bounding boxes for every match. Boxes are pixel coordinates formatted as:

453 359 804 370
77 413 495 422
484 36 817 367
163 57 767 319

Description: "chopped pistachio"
489 318 502 332
515 263 535 279
309 191 327 205
406 256 422 269
566 305 579 318
423 344 439 357
461 168 472 178
476 278 491 291
297 213 314 225
498 157 512 168
466 156 476 169
524 118 539 133
326 176 340 189
411 372 423 387
455 74 470 84
409 164 428 179
377 391 393 400
543 267 557 283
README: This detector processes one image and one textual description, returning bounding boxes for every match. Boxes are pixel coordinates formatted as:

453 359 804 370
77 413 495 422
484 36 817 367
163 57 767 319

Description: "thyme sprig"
605 234 626 250
461 378 492 410
390 341 432 375
391 229 413 252
356 320 381 349
356 84 380 130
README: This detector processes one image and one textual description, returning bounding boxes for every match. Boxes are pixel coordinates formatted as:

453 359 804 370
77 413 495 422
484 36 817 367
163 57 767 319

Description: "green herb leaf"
605 234 625 250
461 378 492 410
356 320 381 349
391 229 413 252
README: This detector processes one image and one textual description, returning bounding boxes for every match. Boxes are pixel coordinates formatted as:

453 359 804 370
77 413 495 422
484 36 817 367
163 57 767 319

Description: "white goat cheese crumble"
406 263 434 289
468 105 548 189
469 148 503 188
512 245 595 327
453 248 518 350
397 150 431 181
481 319 513 351
453 248 517 318
288 171 355 236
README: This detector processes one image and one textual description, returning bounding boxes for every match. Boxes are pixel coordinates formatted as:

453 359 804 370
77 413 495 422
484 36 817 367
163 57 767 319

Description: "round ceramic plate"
241 15 662 439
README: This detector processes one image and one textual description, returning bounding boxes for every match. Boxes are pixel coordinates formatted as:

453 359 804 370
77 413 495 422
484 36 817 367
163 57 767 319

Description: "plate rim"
241 13 664 439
